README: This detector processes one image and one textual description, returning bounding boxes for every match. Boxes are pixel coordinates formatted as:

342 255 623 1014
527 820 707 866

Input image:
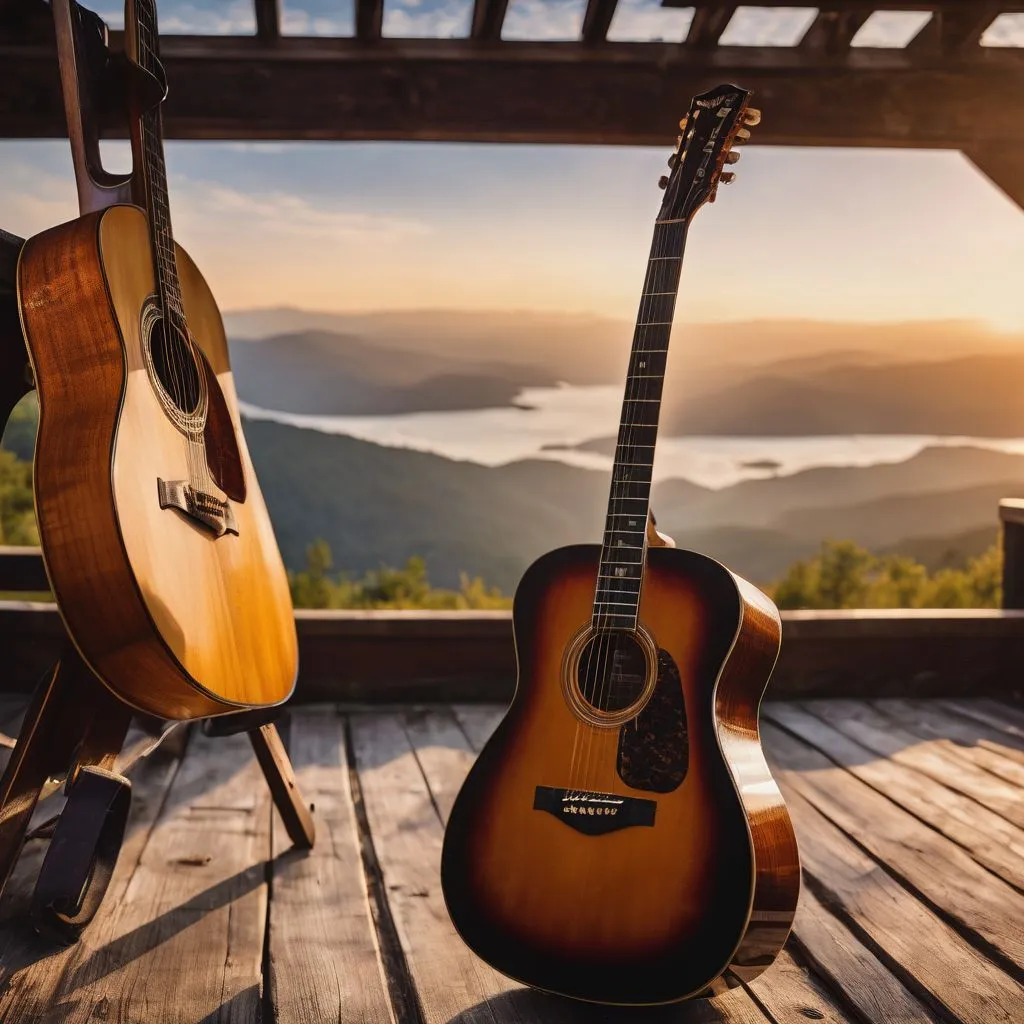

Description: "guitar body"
18 204 297 720
441 545 799 1005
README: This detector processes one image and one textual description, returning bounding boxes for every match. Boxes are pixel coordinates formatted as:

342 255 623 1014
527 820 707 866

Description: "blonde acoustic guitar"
17 0 297 720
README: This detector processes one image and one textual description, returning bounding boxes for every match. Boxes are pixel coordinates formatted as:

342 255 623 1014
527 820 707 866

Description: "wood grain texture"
442 546 797 1004
790 885 943 1024
0 740 183 1020
381 707 770 1024
39 730 271 1023
267 709 393 1024
777 781 1024 1022
802 699 1024 829
873 698 1024 785
762 720 1024 971
351 711 524 1024
765 702 1024 891
17 205 297 718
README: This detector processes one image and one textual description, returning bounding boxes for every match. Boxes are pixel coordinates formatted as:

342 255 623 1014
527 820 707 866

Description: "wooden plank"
353 711 769 1023
789 886 943 1023
907 6 1003 53
253 0 280 41
470 0 509 41
777 780 1024 1022
765 702 1024 891
581 0 618 44
762 719 1024 971
744 949 859 1023
401 707 476 823
29 730 271 1022
874 698 1024 784
451 704 504 753
967 144 1024 213
801 699 1024 829
356 0 384 40
800 11 870 52
685 6 737 48
267 708 393 1024
2 38 1022 149
940 698 1024 743
0 738 183 1017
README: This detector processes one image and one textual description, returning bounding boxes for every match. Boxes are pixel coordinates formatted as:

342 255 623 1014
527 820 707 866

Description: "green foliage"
771 539 1002 610
0 449 37 546
0 394 38 463
288 539 512 610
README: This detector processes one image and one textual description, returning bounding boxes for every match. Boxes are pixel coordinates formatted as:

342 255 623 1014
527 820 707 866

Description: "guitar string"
583 152 684 795
571 150 671 796
577 105 718 796
573 172 672 795
138 0 210 497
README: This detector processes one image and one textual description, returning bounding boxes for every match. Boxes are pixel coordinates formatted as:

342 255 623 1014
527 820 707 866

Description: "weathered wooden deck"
0 697 1022 1023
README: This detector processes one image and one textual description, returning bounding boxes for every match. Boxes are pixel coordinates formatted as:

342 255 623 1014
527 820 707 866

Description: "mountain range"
226 312 1024 436
245 419 1019 590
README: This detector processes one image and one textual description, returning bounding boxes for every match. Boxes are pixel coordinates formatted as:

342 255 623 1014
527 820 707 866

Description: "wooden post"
999 499 1024 609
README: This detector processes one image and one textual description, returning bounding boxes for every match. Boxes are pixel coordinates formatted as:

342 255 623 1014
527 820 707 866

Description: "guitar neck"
593 217 688 628
128 0 186 334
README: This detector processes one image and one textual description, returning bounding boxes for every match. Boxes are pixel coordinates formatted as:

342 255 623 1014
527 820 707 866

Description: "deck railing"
3 545 1023 702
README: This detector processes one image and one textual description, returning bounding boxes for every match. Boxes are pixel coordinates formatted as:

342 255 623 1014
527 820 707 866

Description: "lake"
240 383 1024 490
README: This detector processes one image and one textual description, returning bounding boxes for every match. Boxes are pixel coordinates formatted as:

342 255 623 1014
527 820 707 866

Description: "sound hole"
577 630 651 714
150 315 202 415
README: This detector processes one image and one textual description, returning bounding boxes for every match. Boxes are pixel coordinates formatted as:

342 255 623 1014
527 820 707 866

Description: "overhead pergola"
0 0 1022 206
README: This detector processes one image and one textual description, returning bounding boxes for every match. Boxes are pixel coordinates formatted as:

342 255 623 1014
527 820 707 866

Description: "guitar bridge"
533 786 656 835
158 478 238 538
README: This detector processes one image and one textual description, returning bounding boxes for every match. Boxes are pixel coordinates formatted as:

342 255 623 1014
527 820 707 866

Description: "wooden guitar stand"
0 226 314 945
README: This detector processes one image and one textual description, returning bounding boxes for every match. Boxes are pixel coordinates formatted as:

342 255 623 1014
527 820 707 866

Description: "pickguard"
616 647 688 793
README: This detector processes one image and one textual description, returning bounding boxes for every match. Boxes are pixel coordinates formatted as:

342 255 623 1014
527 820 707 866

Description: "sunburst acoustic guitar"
441 85 800 1005
16 0 297 720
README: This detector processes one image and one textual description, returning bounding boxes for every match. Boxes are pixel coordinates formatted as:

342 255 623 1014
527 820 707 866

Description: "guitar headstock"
657 84 759 222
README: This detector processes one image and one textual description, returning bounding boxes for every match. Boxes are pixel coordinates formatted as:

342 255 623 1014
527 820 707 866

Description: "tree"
770 539 1002 610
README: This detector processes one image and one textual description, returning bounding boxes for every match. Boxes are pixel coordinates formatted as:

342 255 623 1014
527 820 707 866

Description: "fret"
636 292 676 324
592 613 638 627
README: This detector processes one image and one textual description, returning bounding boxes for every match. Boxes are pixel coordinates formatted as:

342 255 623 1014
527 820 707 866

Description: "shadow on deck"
0 697 1021 1022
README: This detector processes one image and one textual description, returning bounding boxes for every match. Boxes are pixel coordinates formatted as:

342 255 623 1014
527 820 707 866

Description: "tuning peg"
725 151 740 164
658 175 669 190
679 115 689 131
709 185 719 204
720 171 736 184
675 134 683 148
742 108 761 127
733 128 752 145
668 154 677 168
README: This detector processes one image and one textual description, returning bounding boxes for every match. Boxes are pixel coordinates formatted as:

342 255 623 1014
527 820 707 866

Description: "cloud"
982 14 1024 47
173 179 431 244
0 162 78 240
851 11 932 48
608 0 694 43
383 0 472 38
718 7 818 47
502 0 586 41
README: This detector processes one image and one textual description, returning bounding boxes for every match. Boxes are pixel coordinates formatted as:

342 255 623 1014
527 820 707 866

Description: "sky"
2 4 1023 330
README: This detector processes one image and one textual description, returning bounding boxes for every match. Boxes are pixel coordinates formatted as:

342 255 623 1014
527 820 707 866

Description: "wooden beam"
3 598 1024 700
907 5 1003 53
253 0 280 41
668 2 1024 10
582 0 619 44
685 5 736 49
0 548 49 593
800 11 871 53
355 0 383 41
470 0 508 41
966 143 1024 211
0 38 1022 148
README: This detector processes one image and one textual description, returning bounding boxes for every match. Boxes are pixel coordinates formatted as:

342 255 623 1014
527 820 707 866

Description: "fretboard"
133 0 186 335
593 218 688 629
